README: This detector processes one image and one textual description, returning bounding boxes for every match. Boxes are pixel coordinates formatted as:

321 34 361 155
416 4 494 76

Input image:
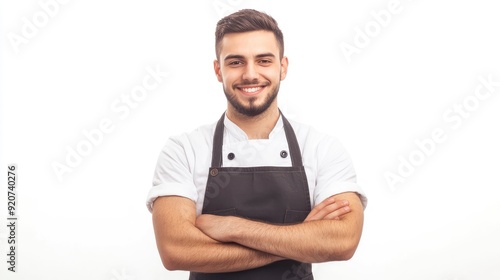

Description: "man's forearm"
160 231 283 273
196 192 364 263
153 196 283 273
226 218 360 263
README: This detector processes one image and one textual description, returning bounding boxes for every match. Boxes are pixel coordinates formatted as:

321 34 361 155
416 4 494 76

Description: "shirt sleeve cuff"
314 181 368 210
146 183 199 213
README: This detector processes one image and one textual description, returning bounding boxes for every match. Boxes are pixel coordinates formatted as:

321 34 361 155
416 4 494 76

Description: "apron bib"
190 112 313 280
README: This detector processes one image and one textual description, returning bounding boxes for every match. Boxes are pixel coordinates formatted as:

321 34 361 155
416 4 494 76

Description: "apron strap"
211 110 303 167
211 112 225 168
280 109 303 167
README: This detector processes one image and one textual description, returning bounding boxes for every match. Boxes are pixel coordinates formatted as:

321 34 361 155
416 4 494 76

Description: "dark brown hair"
215 9 284 60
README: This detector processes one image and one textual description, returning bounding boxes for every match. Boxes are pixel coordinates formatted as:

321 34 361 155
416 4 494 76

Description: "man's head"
214 9 288 118
215 9 284 60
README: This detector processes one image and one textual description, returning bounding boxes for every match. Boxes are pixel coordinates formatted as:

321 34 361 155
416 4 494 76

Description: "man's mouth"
236 85 267 96
240 87 263 93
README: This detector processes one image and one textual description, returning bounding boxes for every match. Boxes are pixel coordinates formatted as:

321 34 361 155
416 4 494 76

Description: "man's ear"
280 56 289 81
214 59 223 83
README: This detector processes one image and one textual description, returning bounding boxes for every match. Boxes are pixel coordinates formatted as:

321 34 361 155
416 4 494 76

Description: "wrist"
225 215 242 242
270 254 286 262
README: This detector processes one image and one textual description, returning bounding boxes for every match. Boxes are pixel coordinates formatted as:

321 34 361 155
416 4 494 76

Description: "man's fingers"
305 199 350 221
316 196 337 210
314 202 350 220
307 197 336 217
323 205 351 220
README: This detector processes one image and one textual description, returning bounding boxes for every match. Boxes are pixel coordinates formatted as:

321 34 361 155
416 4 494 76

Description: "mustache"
234 79 271 88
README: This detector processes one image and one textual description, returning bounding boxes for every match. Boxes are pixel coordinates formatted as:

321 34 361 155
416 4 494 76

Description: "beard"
224 80 280 117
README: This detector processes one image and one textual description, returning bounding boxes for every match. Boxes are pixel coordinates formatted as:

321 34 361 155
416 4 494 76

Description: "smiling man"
220 30 281 119
147 9 367 280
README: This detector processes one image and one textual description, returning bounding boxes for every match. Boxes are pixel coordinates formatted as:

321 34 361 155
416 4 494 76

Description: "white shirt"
146 114 367 215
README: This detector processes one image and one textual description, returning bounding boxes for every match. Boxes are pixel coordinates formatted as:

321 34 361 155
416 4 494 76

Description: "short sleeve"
314 136 367 209
146 136 198 213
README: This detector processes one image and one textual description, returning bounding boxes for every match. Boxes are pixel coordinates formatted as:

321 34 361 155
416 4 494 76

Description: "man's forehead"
219 30 280 59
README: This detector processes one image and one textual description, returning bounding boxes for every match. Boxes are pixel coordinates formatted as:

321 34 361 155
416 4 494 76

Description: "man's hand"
305 196 351 222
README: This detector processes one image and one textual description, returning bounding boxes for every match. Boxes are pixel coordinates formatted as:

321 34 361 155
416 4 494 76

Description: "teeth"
241 87 262 93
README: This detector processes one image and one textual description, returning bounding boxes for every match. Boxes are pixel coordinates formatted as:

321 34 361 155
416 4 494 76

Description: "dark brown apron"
190 112 313 280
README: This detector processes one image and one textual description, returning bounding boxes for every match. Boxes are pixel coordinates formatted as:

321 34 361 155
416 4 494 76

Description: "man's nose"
242 63 258 81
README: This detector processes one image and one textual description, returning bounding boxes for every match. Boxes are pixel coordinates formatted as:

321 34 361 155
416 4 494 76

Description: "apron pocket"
284 209 309 224
204 208 236 217
301 274 314 280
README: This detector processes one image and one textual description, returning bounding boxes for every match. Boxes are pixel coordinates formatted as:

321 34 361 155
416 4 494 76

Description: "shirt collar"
223 113 284 141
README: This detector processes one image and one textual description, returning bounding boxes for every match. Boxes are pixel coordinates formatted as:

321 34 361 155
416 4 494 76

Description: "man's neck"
226 106 280 140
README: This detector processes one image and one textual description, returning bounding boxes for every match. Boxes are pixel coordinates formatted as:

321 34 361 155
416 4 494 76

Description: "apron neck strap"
211 110 303 167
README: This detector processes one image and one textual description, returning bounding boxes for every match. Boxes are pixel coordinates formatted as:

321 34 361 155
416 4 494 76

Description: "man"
147 9 367 280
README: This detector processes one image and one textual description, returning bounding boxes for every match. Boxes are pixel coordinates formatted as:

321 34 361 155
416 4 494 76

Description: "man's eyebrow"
224 54 245 61
255 53 276 59
224 53 276 61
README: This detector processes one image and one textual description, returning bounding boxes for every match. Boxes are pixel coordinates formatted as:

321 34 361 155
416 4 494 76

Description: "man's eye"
229 61 243 65
259 60 272 64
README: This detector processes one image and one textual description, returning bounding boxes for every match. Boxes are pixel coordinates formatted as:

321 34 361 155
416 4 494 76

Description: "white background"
1 0 500 279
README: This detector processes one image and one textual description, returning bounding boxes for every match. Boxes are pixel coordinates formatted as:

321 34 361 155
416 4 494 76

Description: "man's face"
214 30 288 117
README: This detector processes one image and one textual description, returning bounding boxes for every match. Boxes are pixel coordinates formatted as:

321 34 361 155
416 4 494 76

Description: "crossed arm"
152 192 364 273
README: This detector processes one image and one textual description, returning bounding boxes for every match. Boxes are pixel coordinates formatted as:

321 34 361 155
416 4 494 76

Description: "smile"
236 85 266 96
241 87 262 93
